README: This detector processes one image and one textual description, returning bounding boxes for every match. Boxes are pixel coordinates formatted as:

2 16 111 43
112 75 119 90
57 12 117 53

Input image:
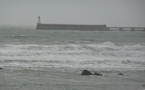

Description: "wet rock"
94 72 102 76
118 73 124 75
141 84 145 87
81 70 93 75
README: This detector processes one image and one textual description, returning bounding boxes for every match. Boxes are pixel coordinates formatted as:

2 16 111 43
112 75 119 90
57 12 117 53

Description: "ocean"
0 25 145 90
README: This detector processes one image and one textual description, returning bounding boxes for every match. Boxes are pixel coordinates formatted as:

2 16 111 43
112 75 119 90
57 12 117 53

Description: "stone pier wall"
36 23 109 31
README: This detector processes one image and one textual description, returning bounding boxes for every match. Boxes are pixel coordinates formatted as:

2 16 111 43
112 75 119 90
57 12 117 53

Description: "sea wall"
36 23 109 31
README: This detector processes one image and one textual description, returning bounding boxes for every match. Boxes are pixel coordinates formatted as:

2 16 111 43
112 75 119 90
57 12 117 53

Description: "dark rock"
81 70 93 75
141 84 145 87
0 68 2 69
118 73 124 75
94 72 102 76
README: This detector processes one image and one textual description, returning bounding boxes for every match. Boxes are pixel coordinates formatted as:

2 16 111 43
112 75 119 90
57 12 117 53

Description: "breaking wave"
0 42 145 70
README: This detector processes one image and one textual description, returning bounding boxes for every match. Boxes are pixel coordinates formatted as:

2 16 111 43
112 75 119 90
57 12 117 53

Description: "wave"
11 35 34 37
0 43 144 65
0 25 35 30
1 42 145 56
10 35 35 39
3 41 145 50
0 59 145 71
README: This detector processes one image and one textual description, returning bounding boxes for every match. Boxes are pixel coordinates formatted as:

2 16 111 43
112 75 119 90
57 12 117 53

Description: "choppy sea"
0 25 145 90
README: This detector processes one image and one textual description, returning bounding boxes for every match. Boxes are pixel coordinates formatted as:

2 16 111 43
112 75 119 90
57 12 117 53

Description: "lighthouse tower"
38 16 41 24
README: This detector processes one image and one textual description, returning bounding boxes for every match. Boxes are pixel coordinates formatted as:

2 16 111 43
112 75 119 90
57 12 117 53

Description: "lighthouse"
38 16 40 23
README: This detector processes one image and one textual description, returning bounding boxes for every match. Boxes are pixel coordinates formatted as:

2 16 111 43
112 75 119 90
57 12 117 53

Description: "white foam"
0 42 145 70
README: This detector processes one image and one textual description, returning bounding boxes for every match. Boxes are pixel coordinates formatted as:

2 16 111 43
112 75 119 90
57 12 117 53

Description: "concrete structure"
36 23 109 31
109 27 145 31
36 16 109 31
36 16 145 31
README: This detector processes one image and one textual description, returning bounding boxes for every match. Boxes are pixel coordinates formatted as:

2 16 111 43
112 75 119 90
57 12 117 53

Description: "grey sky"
0 0 145 27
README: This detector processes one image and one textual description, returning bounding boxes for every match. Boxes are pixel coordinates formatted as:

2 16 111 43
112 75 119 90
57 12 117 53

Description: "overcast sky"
0 0 145 27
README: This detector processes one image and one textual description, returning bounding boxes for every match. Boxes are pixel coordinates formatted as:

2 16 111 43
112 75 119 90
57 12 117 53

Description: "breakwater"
109 27 145 31
36 23 109 31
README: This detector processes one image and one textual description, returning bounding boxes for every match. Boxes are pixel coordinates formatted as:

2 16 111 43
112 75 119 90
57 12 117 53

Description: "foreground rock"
118 73 124 75
81 70 93 75
141 84 145 88
94 72 102 76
